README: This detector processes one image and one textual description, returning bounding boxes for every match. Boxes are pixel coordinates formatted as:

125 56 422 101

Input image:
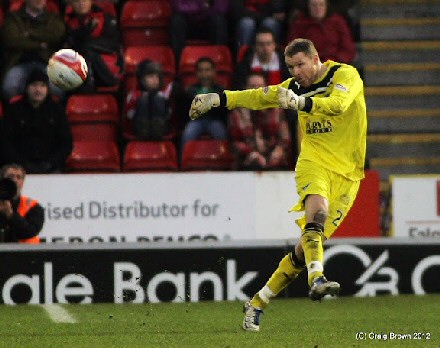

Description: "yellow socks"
250 252 306 309
301 223 325 286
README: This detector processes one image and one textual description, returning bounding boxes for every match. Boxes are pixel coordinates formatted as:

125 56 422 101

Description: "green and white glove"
277 87 305 110
189 93 221 120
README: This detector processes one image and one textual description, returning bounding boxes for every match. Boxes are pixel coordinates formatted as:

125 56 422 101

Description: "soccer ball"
47 49 88 90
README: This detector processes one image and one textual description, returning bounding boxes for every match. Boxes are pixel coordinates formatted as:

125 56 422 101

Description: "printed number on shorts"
332 210 343 227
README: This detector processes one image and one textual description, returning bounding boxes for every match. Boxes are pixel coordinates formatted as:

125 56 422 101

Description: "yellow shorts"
290 160 361 239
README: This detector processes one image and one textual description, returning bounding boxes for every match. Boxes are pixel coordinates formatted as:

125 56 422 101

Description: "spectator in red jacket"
286 0 356 64
232 27 290 90
64 0 123 91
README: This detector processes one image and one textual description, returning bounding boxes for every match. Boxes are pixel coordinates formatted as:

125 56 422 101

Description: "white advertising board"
25 172 302 243
392 175 440 238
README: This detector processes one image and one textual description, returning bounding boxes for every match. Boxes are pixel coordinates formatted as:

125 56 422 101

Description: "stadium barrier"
24 170 380 243
0 238 438 305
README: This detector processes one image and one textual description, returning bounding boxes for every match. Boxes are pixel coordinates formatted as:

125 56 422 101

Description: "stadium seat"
71 123 118 142
123 140 178 172
181 140 233 171
66 94 119 124
66 141 120 172
123 46 176 89
120 0 172 46
178 45 233 88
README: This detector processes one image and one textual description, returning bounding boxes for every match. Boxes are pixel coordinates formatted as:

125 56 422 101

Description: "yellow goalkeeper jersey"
225 60 367 181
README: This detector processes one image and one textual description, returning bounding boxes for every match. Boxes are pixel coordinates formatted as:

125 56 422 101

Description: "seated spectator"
228 72 291 170
229 0 287 52
286 0 356 64
125 60 173 140
64 0 123 91
0 69 73 174
181 57 227 154
170 0 229 62
0 0 66 102
0 163 44 243
232 27 290 90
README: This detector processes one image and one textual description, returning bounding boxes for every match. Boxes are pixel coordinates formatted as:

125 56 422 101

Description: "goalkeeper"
189 38 367 332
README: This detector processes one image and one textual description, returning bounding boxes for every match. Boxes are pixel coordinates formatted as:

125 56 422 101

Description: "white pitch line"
42 304 77 323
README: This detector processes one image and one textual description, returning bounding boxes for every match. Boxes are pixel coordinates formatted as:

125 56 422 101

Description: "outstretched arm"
189 79 294 120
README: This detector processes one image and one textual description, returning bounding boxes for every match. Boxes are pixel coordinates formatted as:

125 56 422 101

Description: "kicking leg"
302 194 339 300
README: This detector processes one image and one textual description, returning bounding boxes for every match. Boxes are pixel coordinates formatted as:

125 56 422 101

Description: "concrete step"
368 109 440 133
361 18 440 40
367 133 440 158
363 62 440 86
361 41 440 64
361 0 440 19
365 86 440 110
369 157 440 180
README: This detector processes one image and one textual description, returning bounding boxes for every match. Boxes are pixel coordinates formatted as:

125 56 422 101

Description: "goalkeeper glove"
189 93 220 120
278 87 305 110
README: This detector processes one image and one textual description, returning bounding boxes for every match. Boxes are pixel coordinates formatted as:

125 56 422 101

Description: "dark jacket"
65 4 123 87
232 46 290 90
184 83 226 125
0 6 66 73
0 195 44 243
0 96 73 173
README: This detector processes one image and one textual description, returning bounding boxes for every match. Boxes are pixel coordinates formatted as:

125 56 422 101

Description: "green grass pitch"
0 295 438 348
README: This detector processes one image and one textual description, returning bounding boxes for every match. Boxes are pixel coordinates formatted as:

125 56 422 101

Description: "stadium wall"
0 239 438 305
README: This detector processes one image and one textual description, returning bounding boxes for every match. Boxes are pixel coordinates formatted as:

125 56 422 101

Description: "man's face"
142 74 160 90
27 81 48 105
71 0 93 16
285 52 319 88
246 75 265 89
196 61 215 85
3 168 25 198
309 0 327 20
255 33 276 62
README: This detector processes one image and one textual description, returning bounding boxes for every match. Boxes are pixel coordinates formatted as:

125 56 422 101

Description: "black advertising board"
0 239 438 304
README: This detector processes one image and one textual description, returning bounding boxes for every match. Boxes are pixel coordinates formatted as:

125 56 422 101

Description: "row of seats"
124 44 233 89
67 139 234 172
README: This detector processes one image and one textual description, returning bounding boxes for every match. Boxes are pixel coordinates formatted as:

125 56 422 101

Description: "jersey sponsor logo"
335 83 348 92
305 119 333 134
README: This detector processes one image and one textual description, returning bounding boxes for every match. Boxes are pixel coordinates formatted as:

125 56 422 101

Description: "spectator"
181 57 227 154
229 0 287 52
0 163 44 243
0 0 66 102
229 72 291 170
286 0 356 64
64 0 123 91
0 69 73 174
232 27 290 90
170 0 229 62
125 60 173 140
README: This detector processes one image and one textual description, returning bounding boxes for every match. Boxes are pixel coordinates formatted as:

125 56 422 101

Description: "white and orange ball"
47 49 88 90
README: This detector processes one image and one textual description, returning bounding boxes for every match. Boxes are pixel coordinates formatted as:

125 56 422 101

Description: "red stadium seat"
181 140 233 171
178 45 233 88
123 141 178 172
120 0 171 46
123 46 176 89
71 123 118 142
66 94 119 124
66 141 120 172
